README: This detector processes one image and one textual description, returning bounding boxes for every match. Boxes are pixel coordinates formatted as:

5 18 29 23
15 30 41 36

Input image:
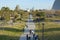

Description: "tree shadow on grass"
0 27 23 32
44 34 60 40
45 28 60 32
35 28 60 40
0 35 19 40
35 28 60 32
38 35 60 40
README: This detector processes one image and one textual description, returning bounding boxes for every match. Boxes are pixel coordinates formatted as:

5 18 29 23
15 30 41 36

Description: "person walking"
26 34 28 40
32 30 34 34
34 34 39 40
33 33 35 40
35 35 38 40
29 30 32 34
28 36 31 40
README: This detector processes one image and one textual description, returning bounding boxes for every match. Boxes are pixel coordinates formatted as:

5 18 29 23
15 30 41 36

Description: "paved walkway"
19 14 35 40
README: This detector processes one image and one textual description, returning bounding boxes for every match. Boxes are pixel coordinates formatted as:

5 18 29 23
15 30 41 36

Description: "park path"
19 14 35 40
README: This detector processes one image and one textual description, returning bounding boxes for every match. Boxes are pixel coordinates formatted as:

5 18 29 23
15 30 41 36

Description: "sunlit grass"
0 21 25 40
35 22 60 40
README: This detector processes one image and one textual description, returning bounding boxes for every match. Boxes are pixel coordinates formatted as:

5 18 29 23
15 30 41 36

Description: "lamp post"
42 23 44 40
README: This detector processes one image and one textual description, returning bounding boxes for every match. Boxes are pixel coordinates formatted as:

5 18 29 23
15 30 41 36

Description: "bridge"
52 0 60 10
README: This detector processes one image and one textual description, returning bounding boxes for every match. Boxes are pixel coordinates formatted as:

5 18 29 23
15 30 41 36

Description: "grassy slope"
0 11 29 40
0 21 25 40
35 22 60 40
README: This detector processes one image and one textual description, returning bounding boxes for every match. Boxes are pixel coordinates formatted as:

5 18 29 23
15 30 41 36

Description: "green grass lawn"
0 21 25 40
35 22 60 40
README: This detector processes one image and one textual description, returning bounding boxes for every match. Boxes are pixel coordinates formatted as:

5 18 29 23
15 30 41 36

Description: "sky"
0 0 55 10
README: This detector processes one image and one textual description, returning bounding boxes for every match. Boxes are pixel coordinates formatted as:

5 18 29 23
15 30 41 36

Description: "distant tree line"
0 5 29 22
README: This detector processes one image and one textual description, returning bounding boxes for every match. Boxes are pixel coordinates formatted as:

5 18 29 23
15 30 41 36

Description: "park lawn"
0 21 25 40
45 17 60 22
35 22 60 40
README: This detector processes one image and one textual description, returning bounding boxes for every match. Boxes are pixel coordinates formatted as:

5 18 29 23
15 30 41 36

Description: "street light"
42 22 45 40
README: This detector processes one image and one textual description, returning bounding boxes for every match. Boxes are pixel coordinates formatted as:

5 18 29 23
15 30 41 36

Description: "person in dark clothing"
28 36 31 40
26 34 28 40
33 34 35 40
29 30 32 34
35 35 38 40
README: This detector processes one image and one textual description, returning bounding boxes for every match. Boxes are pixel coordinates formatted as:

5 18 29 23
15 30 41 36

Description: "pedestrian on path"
26 34 28 40
29 30 32 34
28 35 31 40
32 30 34 34
35 34 38 40
36 35 38 40
33 33 35 40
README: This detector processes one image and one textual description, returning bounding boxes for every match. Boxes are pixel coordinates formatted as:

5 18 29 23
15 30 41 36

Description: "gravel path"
19 14 35 40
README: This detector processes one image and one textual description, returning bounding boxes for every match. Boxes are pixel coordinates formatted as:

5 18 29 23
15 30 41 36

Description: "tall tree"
1 7 10 21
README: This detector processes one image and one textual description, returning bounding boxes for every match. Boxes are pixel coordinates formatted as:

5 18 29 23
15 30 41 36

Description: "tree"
33 12 45 22
1 7 10 21
36 12 45 18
